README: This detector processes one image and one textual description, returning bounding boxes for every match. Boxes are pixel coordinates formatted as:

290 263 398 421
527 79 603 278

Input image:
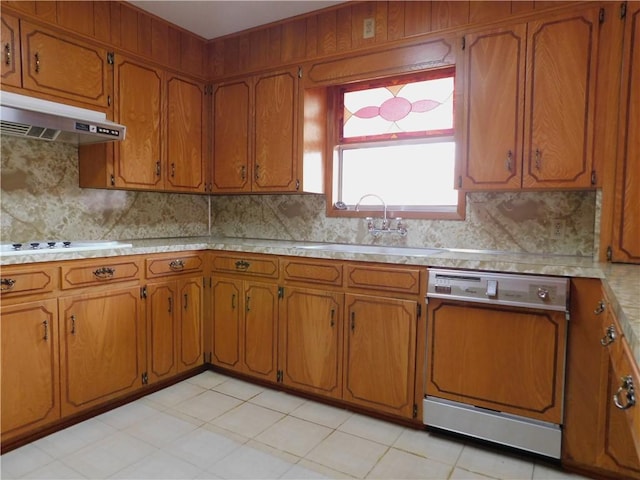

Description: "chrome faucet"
354 194 407 237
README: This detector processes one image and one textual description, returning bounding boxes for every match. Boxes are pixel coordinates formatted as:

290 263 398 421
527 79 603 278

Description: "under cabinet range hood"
0 91 126 144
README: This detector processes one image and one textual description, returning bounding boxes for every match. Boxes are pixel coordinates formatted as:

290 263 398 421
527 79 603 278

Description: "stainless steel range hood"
0 91 126 144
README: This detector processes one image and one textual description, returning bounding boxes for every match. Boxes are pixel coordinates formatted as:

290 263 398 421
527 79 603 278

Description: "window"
328 67 464 219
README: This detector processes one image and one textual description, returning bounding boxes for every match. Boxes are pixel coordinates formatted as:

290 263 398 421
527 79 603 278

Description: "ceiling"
128 1 346 40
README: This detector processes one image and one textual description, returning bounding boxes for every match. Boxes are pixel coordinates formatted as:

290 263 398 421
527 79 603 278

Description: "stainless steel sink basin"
294 244 441 257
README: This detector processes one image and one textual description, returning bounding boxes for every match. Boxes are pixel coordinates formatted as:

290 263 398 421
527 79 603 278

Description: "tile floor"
1 371 591 480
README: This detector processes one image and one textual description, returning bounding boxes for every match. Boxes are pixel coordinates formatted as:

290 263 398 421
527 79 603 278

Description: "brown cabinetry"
145 254 204 383
210 253 279 381
19 21 112 110
212 67 300 193
459 7 601 190
79 58 206 193
279 286 343 398
1 298 60 443
610 1 640 263
1 13 21 88
58 286 145 417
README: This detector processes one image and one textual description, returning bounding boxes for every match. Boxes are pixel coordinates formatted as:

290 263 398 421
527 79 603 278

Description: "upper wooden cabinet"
1 14 21 88
79 57 207 193
19 21 112 110
459 7 601 190
610 1 640 263
212 67 301 193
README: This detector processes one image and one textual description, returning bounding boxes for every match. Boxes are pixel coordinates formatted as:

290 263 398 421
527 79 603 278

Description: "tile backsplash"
1 136 597 256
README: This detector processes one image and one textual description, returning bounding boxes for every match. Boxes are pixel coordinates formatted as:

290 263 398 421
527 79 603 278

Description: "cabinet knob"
594 300 606 315
613 375 636 410
600 324 617 346
0 278 16 291
169 259 184 270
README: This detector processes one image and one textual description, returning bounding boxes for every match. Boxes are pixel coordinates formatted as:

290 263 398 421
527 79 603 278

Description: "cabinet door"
243 281 278 381
113 58 163 189
254 68 299 192
1 299 59 442
344 294 417 418
460 25 525 190
211 278 242 370
522 9 600 189
166 75 206 193
59 287 144 416
280 287 343 398
146 282 177 383
177 277 203 372
20 21 110 109
212 80 251 192
611 2 640 263
1 14 21 88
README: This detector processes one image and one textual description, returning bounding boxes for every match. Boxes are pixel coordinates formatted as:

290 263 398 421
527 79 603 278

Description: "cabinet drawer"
283 258 342 286
61 259 140 289
212 253 278 278
146 253 204 278
346 264 421 295
0 265 58 297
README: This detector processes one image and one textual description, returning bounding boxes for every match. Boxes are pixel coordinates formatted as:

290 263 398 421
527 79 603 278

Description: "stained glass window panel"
342 76 454 140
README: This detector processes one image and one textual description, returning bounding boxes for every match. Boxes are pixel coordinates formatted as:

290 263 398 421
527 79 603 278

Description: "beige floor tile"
173 389 244 422
255 415 332 457
294 459 356 479
186 371 230 389
211 401 285 438
0 443 54 479
290 400 353 429
33 418 116 458
21 460 85 479
162 426 243 470
96 400 163 430
338 414 404 446
125 410 201 448
206 443 295 479
212 377 266 400
367 447 454 479
145 381 208 407
456 445 534 480
393 428 464 466
60 432 157 479
110 450 203 479
249 388 307 413
449 466 497 479
305 431 388 478
533 462 592 479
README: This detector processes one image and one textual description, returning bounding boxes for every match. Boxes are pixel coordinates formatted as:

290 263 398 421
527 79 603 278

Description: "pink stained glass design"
342 76 454 140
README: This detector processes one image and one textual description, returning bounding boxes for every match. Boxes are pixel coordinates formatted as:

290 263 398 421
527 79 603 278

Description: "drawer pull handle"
231 294 236 309
93 267 115 279
71 314 76 335
600 324 617 346
614 375 636 410
594 300 606 315
506 150 513 172
534 148 542 170
184 293 188 310
42 320 48 341
169 259 184 270
235 260 250 270
4 43 10 65
34 52 40 73
351 312 355 332
168 297 172 313
330 309 335 327
1 278 16 290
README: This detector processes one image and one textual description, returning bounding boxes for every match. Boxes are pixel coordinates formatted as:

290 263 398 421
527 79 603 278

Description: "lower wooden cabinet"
210 277 278 382
343 294 418 418
58 286 145 417
279 286 343 399
1 299 60 443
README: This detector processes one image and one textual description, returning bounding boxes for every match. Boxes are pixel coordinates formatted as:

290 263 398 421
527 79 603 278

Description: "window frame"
325 67 465 221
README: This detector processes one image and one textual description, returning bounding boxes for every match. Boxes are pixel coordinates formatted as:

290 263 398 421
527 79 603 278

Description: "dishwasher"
424 268 570 459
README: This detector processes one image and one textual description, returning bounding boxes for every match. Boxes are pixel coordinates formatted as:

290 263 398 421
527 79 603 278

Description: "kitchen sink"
294 243 442 257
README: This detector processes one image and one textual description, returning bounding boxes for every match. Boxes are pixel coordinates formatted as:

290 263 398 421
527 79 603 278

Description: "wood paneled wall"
207 0 571 79
1 0 205 77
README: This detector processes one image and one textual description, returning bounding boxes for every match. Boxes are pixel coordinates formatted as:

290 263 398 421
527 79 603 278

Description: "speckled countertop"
2 236 639 365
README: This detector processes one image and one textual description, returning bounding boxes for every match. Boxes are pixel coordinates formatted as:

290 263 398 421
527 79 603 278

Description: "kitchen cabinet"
279 286 343 398
344 294 418 419
459 6 601 190
1 13 21 88
212 67 300 193
145 254 204 382
342 264 422 419
210 253 279 382
58 285 145 417
563 279 640 479
19 20 112 110
1 299 59 443
610 1 640 263
79 58 207 193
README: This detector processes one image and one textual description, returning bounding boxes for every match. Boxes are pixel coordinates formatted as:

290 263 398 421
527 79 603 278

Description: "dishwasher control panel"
427 268 569 312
